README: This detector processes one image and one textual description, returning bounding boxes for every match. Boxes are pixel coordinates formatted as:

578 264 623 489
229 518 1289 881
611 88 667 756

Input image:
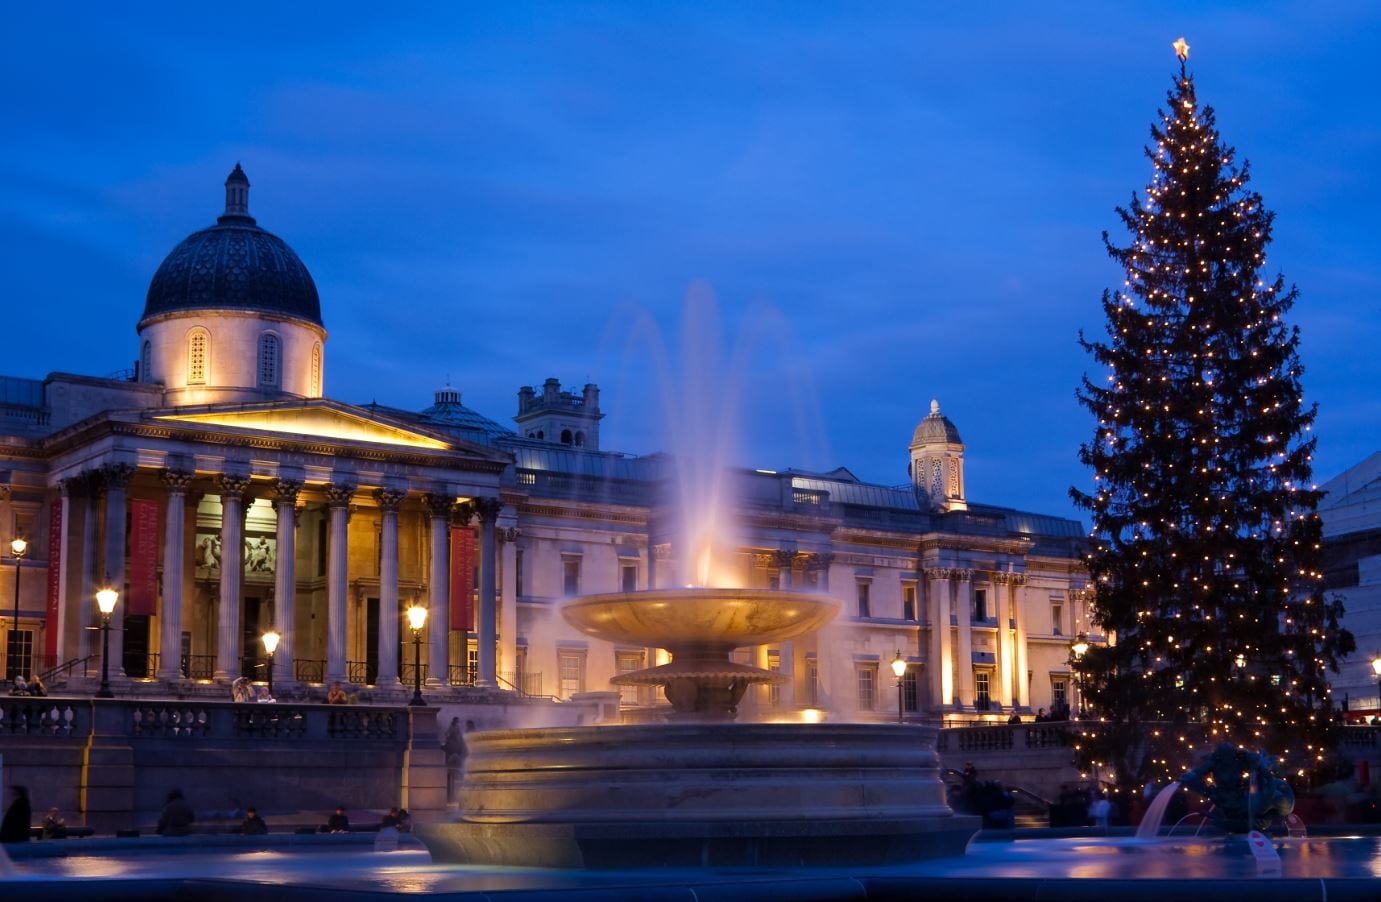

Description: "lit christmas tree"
1070 38 1353 794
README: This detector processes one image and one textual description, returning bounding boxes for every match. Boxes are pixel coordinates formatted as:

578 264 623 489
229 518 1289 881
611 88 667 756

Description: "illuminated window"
310 342 322 395
258 333 280 388
616 651 644 705
902 670 919 712
767 650 781 706
856 664 876 710
805 655 819 706
1050 596 1064 636
558 650 586 697
188 330 209 384
1051 676 1068 712
902 582 918 621
975 671 991 710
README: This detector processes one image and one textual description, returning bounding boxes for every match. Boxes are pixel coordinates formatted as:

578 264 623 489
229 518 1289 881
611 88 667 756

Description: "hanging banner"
128 498 159 616
44 498 62 665
450 526 475 632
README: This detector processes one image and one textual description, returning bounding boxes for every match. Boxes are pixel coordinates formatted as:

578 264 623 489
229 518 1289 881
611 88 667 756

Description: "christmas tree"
1070 39 1352 795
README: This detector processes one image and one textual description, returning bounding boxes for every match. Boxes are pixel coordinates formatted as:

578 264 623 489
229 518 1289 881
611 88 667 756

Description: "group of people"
7 675 46 697
1032 705 1071 722
1 786 66 843
230 677 275 703
320 805 411 833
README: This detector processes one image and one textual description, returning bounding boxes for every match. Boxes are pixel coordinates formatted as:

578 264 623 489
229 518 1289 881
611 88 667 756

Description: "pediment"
153 403 452 450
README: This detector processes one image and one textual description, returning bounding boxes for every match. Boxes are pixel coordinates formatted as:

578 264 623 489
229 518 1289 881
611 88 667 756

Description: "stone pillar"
102 464 134 678
53 479 74 667
1012 576 1029 708
324 482 355 685
996 575 1014 709
214 474 251 681
498 526 519 682
423 493 452 688
955 570 974 709
273 480 302 687
773 549 795 708
374 488 405 689
925 568 952 710
157 470 194 682
473 498 501 689
78 473 101 661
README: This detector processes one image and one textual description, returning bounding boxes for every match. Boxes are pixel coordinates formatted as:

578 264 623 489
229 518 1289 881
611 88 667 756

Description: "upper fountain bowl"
562 588 839 650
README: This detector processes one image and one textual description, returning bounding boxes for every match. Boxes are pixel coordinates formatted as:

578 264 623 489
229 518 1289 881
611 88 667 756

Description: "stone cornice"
515 499 648 527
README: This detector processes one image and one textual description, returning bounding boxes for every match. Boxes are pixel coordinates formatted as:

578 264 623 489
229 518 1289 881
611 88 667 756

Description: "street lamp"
8 537 26 680
891 651 908 724
95 588 119 698
261 630 280 699
1371 656 1381 718
1070 632 1089 718
407 605 428 706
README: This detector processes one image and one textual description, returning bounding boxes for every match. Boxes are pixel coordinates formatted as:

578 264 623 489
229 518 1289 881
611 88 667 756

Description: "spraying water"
1135 782 1181 839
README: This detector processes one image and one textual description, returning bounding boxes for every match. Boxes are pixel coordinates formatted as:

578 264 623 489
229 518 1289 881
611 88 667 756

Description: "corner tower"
909 399 966 512
514 379 602 449
136 165 327 405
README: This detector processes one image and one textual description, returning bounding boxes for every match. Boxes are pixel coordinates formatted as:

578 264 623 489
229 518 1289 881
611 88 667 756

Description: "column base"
375 677 403 690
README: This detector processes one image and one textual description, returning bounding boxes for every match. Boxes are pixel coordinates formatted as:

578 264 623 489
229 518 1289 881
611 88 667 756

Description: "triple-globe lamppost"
407 605 428 707
95 588 119 699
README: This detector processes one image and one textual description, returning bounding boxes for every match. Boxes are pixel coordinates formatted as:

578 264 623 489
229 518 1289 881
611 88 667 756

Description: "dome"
140 165 322 328
911 399 962 445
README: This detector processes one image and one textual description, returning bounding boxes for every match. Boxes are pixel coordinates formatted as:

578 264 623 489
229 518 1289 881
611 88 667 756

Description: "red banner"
128 498 159 616
44 498 62 664
450 526 475 632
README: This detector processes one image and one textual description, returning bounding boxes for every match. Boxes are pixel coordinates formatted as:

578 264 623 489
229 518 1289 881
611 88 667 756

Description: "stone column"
214 474 251 681
955 570 974 709
102 464 134 678
925 568 952 710
374 488 405 689
1012 576 1029 708
498 526 520 682
273 480 301 687
78 473 101 661
474 498 501 688
995 575 1014 709
422 493 452 688
773 549 796 708
324 482 355 684
53 479 75 666
157 470 193 682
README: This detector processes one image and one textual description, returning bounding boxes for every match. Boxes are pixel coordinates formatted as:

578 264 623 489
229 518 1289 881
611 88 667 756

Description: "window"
856 664 876 710
467 645 480 686
1051 676 1068 713
258 332 280 388
616 651 644 706
310 342 322 395
902 670 919 712
562 557 581 596
140 341 152 383
558 650 586 697
973 588 988 622
515 549 524 597
575 431 586 448
188 329 209 384
805 656 819 707
621 563 637 593
975 671 991 711
1050 596 1064 636
902 582 918 621
767 650 781 706
856 580 871 618
5 628 33 681
560 429 573 445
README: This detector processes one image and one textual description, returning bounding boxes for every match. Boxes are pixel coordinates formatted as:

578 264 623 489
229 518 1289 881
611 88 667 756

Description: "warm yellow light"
1371 655 1381 677
891 652 908 679
262 630 281 654
96 588 119 615
155 407 451 450
407 605 428 632
9 537 27 558
1071 633 1090 658
1172 37 1190 61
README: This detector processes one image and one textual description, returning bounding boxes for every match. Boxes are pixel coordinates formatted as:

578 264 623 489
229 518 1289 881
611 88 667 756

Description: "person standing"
1 785 32 843
240 807 268 835
156 788 195 836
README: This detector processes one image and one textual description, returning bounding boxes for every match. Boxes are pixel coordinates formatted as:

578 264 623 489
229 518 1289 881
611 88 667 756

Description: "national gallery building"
0 167 1091 724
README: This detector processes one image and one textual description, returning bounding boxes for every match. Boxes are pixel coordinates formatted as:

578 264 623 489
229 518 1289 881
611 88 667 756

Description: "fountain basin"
562 588 838 650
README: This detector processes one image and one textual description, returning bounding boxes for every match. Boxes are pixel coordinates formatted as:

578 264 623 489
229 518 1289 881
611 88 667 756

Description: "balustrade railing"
0 698 84 737
328 707 399 740
131 704 211 739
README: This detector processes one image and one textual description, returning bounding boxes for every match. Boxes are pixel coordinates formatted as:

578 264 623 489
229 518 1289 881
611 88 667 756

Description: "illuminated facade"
0 167 1091 722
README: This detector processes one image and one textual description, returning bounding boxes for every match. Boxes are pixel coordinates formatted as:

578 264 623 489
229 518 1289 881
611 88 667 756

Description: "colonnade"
925 567 1029 713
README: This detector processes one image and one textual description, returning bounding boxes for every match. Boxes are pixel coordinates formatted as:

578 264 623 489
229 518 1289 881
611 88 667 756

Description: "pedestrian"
28 675 46 697
396 809 412 833
1007 712 1021 725
41 807 67 839
240 807 268 835
156 788 195 836
325 806 350 833
325 681 348 705
381 807 400 829
1090 792 1112 830
231 677 253 703
1 785 31 843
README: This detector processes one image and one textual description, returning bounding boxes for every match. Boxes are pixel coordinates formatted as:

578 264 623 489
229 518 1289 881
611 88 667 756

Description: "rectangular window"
616 651 644 706
902 670 919 712
621 563 638 593
558 650 586 697
856 664 876 710
515 549 524 597
805 656 819 707
767 650 781 706
975 671 991 711
1050 597 1064 636
973 588 988 622
563 557 581 596
902 582 918 621
1051 676 1068 713
856 580 871 618
5 628 33 681
467 645 479 686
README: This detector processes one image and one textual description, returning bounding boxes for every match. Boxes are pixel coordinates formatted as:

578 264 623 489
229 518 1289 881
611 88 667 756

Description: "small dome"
912 399 962 445
140 166 322 328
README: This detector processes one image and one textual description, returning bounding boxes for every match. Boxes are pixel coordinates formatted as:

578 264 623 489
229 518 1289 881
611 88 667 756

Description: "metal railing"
38 656 96 686
184 654 216 681
400 662 428 686
294 659 326 684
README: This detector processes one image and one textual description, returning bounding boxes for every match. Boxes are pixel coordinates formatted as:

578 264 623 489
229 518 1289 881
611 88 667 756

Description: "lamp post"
262 630 280 699
95 588 119 699
1371 656 1381 719
891 651 908 724
1070 632 1089 718
8 537 26 680
407 605 427 707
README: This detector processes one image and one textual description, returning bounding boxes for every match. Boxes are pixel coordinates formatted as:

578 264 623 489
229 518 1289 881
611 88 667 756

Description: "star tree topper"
1173 37 1190 61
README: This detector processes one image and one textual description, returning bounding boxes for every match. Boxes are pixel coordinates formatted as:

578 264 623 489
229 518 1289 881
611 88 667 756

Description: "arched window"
258 332 281 388
187 329 209 385
560 429 573 445
574 431 585 448
310 342 322 396
536 430 544 440
140 341 152 383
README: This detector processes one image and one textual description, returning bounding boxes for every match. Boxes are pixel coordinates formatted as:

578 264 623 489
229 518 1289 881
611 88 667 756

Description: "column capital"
803 552 834 572
421 492 453 518
498 526 522 543
923 566 955 581
102 463 136 490
374 487 407 512
325 483 356 509
472 496 503 523
954 569 974 583
772 549 796 570
653 543 673 561
273 479 303 505
160 469 195 495
217 473 253 496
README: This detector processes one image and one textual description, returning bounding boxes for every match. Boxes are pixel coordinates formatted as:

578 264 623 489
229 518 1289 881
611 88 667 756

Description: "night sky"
4 3 1378 523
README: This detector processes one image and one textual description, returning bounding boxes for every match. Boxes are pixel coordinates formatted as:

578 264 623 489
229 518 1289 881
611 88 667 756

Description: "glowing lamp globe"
407 605 428 632
96 588 119 616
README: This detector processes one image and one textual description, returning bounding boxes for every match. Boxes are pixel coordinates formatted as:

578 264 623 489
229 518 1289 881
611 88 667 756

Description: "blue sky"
4 2 1379 522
